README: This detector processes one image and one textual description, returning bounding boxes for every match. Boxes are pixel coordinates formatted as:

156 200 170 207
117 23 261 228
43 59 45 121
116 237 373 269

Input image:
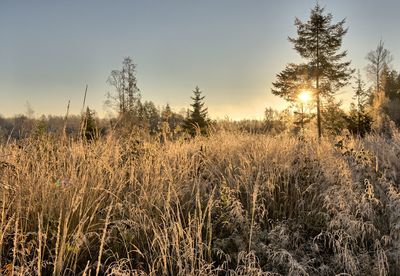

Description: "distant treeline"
2 37 400 141
0 103 186 141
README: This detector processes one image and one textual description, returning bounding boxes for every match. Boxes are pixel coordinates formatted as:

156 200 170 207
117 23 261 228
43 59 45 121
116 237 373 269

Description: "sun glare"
298 90 312 103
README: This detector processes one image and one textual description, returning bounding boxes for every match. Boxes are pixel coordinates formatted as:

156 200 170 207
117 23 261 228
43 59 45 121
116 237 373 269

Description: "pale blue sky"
1 0 400 119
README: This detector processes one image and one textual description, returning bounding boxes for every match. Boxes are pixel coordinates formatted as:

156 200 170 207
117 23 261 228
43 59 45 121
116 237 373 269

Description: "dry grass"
0 130 399 275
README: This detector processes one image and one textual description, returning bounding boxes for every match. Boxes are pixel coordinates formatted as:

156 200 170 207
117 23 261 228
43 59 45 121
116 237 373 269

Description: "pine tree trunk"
316 78 322 138
316 29 322 139
377 70 379 94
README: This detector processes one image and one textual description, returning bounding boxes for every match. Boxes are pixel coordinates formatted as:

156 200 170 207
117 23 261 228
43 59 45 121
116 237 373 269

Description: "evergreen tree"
381 67 400 100
184 86 210 136
293 102 315 135
272 3 353 138
321 98 347 136
373 66 400 127
354 70 369 110
142 101 160 135
347 103 372 137
383 69 400 125
84 107 97 140
34 116 48 138
352 70 372 135
161 104 173 127
160 104 173 139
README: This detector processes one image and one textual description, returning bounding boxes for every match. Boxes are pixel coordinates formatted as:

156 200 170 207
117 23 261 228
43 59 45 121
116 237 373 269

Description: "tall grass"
0 130 399 275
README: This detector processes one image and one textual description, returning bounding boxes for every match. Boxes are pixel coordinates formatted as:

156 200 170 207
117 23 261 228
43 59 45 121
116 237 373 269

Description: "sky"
1 0 400 120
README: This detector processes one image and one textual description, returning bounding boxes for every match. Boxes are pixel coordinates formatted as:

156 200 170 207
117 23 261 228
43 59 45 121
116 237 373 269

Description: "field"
1 130 400 275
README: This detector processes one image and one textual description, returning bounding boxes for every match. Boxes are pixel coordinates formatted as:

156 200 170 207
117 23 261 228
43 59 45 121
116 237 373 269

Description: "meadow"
0 129 399 275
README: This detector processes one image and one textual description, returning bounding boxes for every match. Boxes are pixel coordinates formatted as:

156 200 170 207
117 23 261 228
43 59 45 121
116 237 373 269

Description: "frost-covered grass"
0 130 399 275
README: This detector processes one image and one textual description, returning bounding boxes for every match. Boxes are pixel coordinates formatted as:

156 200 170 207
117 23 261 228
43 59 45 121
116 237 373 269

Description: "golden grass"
0 130 399 275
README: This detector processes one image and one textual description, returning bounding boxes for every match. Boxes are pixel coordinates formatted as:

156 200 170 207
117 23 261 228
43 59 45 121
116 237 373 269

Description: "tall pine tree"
184 86 210 136
272 3 353 138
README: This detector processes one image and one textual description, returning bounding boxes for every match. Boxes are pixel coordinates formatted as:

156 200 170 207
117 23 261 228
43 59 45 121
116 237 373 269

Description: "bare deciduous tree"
106 57 141 117
366 39 393 93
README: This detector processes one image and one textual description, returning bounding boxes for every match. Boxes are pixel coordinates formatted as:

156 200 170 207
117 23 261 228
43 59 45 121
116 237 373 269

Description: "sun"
298 90 312 103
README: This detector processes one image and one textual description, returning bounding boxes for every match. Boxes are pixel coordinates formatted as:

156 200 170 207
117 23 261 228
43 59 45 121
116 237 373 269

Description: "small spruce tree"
84 107 97 140
321 98 347 136
184 86 210 136
347 103 372 137
350 70 372 136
